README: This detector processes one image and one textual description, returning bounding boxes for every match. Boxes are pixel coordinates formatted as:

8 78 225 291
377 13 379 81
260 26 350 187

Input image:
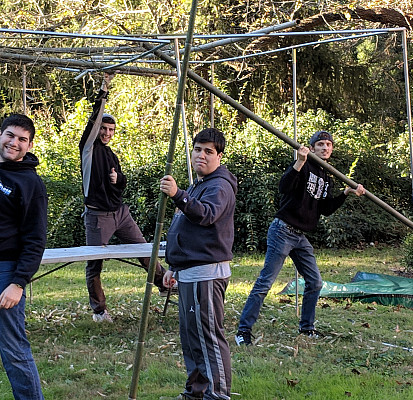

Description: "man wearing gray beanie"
236 130 365 345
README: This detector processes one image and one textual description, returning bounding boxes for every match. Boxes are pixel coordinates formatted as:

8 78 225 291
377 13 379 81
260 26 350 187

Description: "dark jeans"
0 261 44 400
179 279 231 400
84 204 165 313
239 218 323 332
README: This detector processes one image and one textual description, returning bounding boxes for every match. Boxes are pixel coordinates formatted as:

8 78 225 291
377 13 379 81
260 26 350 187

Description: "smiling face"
0 125 33 162
99 122 116 145
310 139 333 160
191 141 223 179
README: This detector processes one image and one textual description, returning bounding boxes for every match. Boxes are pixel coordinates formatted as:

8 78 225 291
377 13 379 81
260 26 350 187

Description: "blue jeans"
0 261 44 400
239 218 322 332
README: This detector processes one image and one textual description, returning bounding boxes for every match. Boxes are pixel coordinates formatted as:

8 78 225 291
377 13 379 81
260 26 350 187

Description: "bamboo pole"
174 20 298 55
144 44 413 230
174 38 193 185
127 0 199 398
401 29 413 201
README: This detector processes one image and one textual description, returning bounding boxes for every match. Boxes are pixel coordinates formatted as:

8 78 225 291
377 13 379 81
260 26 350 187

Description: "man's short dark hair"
193 128 226 154
1 114 36 141
102 113 116 125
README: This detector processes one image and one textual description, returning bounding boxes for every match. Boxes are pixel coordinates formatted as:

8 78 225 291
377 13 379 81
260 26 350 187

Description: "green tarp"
279 271 413 308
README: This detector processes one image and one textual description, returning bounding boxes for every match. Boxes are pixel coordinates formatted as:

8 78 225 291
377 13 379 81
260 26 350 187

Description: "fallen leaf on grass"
345 391 352 397
396 380 412 386
361 322 370 328
279 298 292 304
286 378 299 387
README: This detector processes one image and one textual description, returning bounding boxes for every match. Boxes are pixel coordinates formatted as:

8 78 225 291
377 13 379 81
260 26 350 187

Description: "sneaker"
159 282 178 297
92 310 113 323
235 330 254 346
299 329 324 338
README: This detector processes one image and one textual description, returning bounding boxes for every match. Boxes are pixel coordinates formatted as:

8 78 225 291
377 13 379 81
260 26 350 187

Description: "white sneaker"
92 310 113 323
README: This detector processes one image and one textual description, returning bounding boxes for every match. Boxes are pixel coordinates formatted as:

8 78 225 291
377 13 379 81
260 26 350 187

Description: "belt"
276 218 304 235
84 206 117 216
86 204 100 210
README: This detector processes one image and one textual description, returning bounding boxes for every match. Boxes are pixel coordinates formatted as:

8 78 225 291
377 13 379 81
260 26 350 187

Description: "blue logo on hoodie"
0 180 12 196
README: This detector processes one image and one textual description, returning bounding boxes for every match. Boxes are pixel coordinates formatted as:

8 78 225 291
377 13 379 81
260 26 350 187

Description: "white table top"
41 243 166 264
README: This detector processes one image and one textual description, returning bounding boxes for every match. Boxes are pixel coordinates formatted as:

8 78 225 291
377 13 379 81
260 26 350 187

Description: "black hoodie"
166 165 237 271
79 89 127 211
0 152 48 288
275 158 346 232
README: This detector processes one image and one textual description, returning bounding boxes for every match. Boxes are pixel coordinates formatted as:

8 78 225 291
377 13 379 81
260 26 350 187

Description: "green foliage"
401 233 413 274
39 100 413 252
44 178 85 248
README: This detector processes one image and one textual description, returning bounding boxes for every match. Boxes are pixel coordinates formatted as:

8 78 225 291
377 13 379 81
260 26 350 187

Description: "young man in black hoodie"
0 114 47 399
79 72 168 323
235 131 365 345
160 128 237 400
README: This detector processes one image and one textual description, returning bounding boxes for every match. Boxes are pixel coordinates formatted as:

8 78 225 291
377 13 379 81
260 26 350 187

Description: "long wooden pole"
127 0 199 398
144 44 413 230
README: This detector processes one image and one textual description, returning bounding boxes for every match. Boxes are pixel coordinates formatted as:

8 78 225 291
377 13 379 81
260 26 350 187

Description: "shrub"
40 106 413 252
401 233 413 274
44 177 85 248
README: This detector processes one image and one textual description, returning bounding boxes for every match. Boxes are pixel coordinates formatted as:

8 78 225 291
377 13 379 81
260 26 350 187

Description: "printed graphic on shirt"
307 172 328 200
0 180 12 196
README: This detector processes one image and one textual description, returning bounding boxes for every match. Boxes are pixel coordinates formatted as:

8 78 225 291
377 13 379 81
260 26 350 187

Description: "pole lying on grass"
127 0 199 399
143 44 413 230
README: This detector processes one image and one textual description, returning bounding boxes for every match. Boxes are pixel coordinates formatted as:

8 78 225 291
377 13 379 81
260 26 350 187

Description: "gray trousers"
84 204 165 313
178 278 231 400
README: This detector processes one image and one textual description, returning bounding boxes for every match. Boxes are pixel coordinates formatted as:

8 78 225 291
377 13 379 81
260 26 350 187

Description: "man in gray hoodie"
160 128 237 400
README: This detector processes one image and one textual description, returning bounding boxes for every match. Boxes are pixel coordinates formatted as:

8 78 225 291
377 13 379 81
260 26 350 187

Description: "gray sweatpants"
178 278 231 400
84 204 165 313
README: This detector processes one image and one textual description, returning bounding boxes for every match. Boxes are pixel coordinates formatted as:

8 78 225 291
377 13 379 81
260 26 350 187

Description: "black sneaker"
235 330 254 346
299 329 324 338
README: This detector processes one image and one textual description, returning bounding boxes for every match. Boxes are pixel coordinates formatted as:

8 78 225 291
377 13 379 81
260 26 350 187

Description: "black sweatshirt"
79 89 126 211
275 158 347 232
0 153 48 288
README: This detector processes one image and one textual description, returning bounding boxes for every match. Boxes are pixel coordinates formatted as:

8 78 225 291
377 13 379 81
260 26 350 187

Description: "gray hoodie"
166 165 237 271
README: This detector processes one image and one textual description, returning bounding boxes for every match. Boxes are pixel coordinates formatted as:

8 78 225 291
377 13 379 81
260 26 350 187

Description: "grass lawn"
0 246 412 399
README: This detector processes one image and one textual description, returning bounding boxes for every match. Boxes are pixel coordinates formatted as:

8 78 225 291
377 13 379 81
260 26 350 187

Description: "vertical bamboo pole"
401 29 413 201
210 63 215 128
22 65 27 114
127 0 199 398
174 38 193 185
292 48 300 318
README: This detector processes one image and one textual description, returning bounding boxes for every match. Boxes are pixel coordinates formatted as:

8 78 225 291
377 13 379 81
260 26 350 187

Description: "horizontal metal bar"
194 31 389 64
0 28 169 44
